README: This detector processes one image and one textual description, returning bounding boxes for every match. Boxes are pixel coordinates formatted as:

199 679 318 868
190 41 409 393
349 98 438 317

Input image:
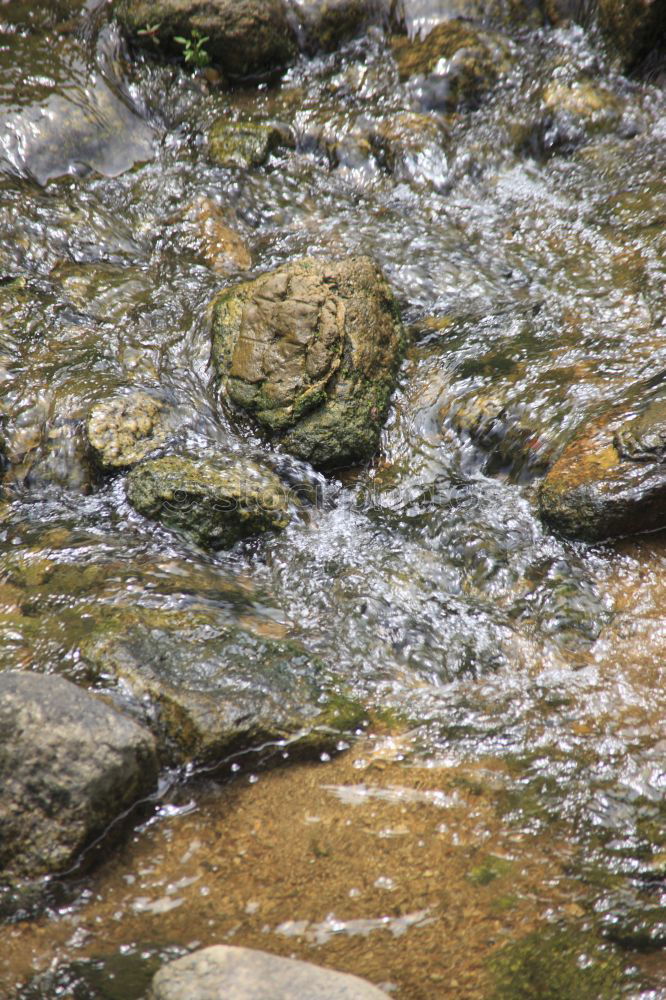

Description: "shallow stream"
1 0 666 996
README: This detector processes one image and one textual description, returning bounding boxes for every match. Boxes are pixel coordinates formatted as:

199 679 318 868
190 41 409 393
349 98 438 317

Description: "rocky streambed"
1 0 666 996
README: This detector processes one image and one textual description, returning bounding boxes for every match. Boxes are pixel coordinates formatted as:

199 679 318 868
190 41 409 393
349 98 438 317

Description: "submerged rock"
149 945 391 999
183 197 252 274
286 0 403 54
391 20 513 112
546 0 666 70
87 392 174 471
0 65 155 185
614 398 666 464
538 396 666 541
81 616 363 762
370 111 450 188
113 0 297 80
488 926 626 1000
211 256 405 469
126 455 297 548
536 79 625 156
208 120 291 169
0 671 157 879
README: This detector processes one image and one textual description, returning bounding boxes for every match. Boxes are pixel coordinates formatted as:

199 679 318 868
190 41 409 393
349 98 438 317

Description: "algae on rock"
207 120 290 169
126 455 298 548
210 255 406 469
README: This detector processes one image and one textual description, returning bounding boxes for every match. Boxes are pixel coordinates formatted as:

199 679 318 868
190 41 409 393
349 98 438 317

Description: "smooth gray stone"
0 671 157 878
149 946 391 999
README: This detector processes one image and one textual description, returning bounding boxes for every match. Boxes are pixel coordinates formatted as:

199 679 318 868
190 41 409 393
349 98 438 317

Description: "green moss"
208 121 288 169
467 854 514 886
125 455 296 549
488 926 627 1000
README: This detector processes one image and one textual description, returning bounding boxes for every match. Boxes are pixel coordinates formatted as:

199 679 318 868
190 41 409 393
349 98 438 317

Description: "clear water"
1 1 666 995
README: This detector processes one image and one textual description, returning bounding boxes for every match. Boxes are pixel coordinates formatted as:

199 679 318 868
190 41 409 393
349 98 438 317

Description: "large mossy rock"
0 672 157 879
391 20 513 112
113 0 297 79
210 256 406 469
81 616 363 762
126 455 297 548
149 946 391 999
538 396 666 542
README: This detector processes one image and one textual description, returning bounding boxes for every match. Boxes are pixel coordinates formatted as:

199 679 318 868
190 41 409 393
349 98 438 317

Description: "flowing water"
1 0 666 996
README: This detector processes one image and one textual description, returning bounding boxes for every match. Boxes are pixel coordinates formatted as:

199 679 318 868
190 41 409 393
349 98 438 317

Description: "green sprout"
137 22 161 45
173 29 211 68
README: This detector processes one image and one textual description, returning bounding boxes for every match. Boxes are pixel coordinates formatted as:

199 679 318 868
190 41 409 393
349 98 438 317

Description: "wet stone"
207 120 291 169
370 111 450 187
0 671 158 879
87 392 173 471
0 63 156 185
149 945 391 999
614 398 666 464
114 0 297 79
125 455 298 549
81 617 362 763
391 20 513 112
285 0 403 54
185 197 252 273
210 255 405 469
538 403 666 542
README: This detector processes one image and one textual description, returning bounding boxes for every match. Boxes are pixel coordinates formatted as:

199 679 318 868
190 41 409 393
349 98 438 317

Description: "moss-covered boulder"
287 0 403 54
391 20 513 112
208 120 291 169
87 392 174 471
81 617 364 762
126 455 297 548
211 256 405 469
0 671 157 879
538 395 666 542
113 0 297 80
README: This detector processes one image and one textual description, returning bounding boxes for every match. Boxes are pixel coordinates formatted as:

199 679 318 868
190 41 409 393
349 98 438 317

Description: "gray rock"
210 256 406 469
614 397 666 464
87 392 174 471
125 455 298 548
0 55 155 185
114 0 297 80
149 946 391 999
0 671 157 878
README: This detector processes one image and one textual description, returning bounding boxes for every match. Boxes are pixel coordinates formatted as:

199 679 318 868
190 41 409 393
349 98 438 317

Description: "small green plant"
137 22 161 45
174 29 211 68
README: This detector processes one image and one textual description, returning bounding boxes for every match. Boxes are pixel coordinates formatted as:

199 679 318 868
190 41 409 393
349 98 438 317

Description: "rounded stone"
149 945 391 999
0 671 157 879
210 256 405 469
125 455 297 548
87 392 172 471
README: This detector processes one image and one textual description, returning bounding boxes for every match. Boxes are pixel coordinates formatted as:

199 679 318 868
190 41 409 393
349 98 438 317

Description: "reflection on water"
0 0 666 994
